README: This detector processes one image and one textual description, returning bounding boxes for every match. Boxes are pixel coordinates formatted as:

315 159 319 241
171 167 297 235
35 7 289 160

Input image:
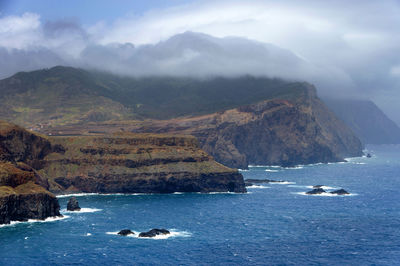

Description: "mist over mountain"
1 1 400 123
323 98 400 144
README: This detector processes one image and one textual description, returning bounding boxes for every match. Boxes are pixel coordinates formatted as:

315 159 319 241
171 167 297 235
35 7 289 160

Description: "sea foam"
294 192 357 197
61 208 102 213
246 185 270 189
0 215 69 228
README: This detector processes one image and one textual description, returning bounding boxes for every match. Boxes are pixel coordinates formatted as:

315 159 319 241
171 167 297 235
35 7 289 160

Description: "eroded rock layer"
39 133 246 193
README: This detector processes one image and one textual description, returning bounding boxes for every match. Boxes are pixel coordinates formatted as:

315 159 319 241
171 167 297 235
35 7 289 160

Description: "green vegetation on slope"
0 66 310 127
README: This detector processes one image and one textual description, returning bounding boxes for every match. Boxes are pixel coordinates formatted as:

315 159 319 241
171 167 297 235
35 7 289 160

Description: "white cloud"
0 0 399 106
390 65 400 76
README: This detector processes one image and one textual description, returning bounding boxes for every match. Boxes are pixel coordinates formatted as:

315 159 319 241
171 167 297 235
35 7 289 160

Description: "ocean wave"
264 169 280 172
305 185 337 190
270 181 296 185
61 208 102 213
0 215 69 228
207 191 238 194
246 185 270 189
106 229 191 240
294 192 357 197
56 193 152 198
283 166 304 170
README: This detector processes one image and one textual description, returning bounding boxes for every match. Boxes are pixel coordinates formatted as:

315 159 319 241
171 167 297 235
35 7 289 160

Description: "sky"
0 0 400 123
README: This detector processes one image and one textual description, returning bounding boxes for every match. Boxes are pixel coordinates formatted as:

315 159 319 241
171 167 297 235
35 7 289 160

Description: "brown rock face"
0 181 61 224
39 133 246 194
0 121 53 167
0 121 61 224
123 84 363 168
39 83 362 169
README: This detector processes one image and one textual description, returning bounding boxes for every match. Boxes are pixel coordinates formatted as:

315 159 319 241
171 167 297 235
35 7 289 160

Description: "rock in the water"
306 188 326 194
245 182 254 187
313 185 324 189
366 153 372 158
138 228 170 238
67 197 81 211
330 189 350 195
118 229 135 236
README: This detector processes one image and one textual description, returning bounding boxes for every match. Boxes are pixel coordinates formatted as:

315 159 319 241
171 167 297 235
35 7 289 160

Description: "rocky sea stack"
139 228 170 238
118 229 135 236
67 197 81 211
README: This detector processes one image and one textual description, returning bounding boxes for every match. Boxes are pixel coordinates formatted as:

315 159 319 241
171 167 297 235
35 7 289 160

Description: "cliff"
0 67 363 168
0 162 61 224
0 121 61 224
323 98 400 144
38 133 246 193
131 84 362 168
42 84 363 168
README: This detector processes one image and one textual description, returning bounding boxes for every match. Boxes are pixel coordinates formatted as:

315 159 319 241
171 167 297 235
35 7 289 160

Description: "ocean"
1 145 399 265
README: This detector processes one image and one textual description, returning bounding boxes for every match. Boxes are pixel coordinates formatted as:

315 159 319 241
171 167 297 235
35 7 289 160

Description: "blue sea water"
1 145 400 265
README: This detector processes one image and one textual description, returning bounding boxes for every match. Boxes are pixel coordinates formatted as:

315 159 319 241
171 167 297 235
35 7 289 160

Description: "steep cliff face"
38 133 246 193
0 121 53 165
120 84 363 168
0 162 61 224
37 84 363 169
0 121 61 224
323 98 400 144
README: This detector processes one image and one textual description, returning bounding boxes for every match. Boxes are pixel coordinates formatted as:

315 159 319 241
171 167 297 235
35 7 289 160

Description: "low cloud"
0 0 400 121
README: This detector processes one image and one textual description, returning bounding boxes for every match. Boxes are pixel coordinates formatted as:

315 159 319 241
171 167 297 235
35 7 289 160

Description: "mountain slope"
0 66 313 126
0 66 133 128
323 98 400 144
38 84 363 168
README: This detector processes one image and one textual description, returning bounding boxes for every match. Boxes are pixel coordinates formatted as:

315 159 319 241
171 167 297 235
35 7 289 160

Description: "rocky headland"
45 83 363 169
38 132 246 194
0 120 246 224
0 121 61 224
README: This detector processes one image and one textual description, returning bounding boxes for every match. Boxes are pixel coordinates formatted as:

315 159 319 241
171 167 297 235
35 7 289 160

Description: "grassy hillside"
0 66 309 127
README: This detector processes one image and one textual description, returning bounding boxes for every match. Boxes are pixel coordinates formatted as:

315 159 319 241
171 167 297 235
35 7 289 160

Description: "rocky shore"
0 120 246 224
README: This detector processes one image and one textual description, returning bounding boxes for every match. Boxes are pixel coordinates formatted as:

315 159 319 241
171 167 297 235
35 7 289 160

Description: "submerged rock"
330 189 350 195
306 188 326 195
67 197 81 211
244 182 254 187
138 228 170 238
312 185 324 189
366 153 372 158
118 229 135 236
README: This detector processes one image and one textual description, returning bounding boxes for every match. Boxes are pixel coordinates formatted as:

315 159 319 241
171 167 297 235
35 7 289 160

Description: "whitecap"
283 166 304 170
61 208 102 213
246 185 270 189
207 191 237 194
0 215 69 228
106 229 191 240
248 165 281 168
294 192 357 197
264 169 280 172
56 193 150 198
270 181 296 185
305 185 337 190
